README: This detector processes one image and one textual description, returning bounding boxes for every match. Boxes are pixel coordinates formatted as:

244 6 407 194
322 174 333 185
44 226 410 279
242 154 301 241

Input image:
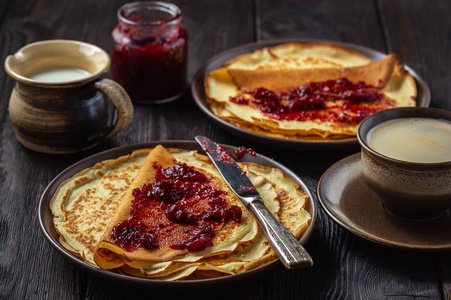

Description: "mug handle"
94 78 133 139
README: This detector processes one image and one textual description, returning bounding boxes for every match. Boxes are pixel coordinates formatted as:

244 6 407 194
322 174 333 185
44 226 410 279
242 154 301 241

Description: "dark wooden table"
1 0 450 299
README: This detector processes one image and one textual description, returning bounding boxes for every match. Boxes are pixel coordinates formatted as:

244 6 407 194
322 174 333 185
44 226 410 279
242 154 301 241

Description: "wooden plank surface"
258 1 443 299
377 0 451 110
0 0 449 299
377 1 451 299
0 0 256 299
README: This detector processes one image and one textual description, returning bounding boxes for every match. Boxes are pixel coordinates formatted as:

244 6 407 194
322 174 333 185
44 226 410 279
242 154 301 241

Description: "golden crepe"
205 42 417 140
50 149 149 266
50 145 311 280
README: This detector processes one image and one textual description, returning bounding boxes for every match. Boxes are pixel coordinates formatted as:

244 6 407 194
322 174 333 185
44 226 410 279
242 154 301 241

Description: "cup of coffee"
4 39 133 154
357 107 451 220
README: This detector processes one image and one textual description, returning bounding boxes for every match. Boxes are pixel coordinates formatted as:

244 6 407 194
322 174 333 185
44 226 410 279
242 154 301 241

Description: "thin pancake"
204 43 416 140
228 54 398 91
94 146 258 273
51 146 311 280
50 149 150 265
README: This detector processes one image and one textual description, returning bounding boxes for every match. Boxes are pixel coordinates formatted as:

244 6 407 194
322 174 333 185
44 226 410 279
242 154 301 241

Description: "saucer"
317 153 451 250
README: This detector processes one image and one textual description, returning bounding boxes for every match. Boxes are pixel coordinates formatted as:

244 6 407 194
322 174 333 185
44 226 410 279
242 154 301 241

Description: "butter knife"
195 136 313 269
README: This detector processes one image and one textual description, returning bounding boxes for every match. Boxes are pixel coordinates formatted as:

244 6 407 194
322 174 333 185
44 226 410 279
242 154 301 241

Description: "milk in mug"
28 66 91 83
367 118 451 163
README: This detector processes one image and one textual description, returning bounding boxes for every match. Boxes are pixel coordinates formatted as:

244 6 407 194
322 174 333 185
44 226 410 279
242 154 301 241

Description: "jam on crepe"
112 2 188 104
233 146 256 159
230 78 395 124
111 162 242 252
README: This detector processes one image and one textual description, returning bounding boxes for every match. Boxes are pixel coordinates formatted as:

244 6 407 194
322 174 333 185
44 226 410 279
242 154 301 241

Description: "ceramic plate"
317 153 451 250
191 38 431 150
38 140 316 288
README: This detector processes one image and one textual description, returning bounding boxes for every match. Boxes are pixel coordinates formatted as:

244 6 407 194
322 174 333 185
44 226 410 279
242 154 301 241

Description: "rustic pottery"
357 107 451 220
4 39 133 154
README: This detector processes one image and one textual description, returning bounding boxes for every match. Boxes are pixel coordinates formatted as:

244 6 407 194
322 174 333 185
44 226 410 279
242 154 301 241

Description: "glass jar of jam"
112 1 188 104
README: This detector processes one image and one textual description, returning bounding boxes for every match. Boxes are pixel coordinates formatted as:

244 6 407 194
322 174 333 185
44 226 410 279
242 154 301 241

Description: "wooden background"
0 0 450 299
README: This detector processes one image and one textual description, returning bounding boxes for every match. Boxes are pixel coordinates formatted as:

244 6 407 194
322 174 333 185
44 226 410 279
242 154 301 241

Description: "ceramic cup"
357 107 451 220
4 39 133 154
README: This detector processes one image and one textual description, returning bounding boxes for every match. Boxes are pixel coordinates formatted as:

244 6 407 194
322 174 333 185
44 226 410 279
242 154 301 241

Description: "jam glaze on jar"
112 1 188 104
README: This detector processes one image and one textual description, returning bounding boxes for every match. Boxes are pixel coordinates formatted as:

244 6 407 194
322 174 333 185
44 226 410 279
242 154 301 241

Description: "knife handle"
248 199 313 269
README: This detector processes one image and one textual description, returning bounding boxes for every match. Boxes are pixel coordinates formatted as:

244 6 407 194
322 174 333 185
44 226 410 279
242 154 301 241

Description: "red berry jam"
230 95 249 105
112 2 188 104
230 78 395 124
233 146 256 159
198 138 234 163
111 162 242 252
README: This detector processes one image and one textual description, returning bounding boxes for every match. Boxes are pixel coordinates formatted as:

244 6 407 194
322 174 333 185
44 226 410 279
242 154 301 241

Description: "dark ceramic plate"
317 153 451 250
38 141 316 288
191 38 431 150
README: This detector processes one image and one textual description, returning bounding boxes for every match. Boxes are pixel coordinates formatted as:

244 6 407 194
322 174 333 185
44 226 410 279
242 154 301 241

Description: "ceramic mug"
4 39 133 154
357 107 451 220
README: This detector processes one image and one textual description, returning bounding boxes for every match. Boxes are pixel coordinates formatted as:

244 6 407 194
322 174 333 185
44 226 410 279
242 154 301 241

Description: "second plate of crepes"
191 38 430 150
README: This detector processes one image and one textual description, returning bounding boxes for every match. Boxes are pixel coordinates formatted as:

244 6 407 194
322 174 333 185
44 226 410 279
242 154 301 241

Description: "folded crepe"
94 145 256 273
228 54 398 91
204 42 417 140
50 145 311 280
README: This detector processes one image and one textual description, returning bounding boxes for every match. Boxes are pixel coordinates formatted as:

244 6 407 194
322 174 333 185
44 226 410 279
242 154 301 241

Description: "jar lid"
118 1 182 26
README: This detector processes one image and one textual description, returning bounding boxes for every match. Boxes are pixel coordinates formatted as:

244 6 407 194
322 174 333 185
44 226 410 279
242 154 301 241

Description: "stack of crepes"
50 145 311 280
205 42 417 140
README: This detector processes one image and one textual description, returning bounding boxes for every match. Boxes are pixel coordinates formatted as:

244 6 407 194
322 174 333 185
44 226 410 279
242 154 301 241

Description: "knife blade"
195 135 313 269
